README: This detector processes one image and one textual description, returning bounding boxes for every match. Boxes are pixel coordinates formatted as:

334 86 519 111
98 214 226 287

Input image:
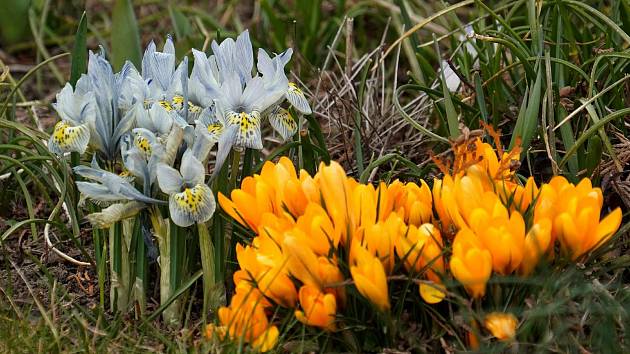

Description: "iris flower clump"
47 31 311 323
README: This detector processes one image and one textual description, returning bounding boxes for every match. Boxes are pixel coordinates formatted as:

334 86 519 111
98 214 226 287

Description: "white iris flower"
156 151 216 227
48 76 96 155
49 50 136 159
74 162 163 205
206 31 312 172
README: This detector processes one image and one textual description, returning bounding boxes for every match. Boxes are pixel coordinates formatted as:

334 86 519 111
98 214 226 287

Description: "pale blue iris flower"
206 31 312 174
49 49 136 159
74 159 163 205
156 150 215 227
47 76 96 155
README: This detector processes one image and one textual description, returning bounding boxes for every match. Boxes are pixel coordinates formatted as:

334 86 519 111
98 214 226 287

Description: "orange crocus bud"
551 178 622 259
317 161 354 244
484 312 518 341
295 203 340 255
450 228 492 299
282 230 322 288
432 175 466 236
401 180 434 226
350 242 390 311
395 223 444 282
359 214 400 274
251 326 279 353
294 285 337 331
470 207 525 275
519 218 552 275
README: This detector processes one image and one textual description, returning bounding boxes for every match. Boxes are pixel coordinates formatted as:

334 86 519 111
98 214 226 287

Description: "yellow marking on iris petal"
188 103 202 113
171 95 185 110
227 111 260 135
174 185 205 213
119 170 131 178
288 82 302 94
134 134 152 155
172 95 184 105
158 100 173 112
52 121 82 147
278 109 296 131
207 123 224 135
171 95 203 113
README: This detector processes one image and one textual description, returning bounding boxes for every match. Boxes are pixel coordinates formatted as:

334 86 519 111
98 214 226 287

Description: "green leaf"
168 4 192 40
566 0 630 45
621 0 630 34
434 34 459 138
510 63 543 152
582 99 622 172
559 107 630 169
111 0 141 70
473 71 489 123
0 0 31 45
147 269 203 322
585 135 602 177
556 106 578 177
69 11 87 88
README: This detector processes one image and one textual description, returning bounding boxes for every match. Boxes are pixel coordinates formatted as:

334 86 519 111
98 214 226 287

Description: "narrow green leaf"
434 34 459 138
168 4 192 40
147 269 203 322
556 106 578 177
111 0 141 70
305 113 330 163
473 71 489 123
566 0 630 45
585 135 602 176
394 85 449 143
559 107 630 169
300 129 317 175
582 100 623 172
510 63 543 152
69 11 88 87
198 222 217 322
359 153 425 183
621 0 630 34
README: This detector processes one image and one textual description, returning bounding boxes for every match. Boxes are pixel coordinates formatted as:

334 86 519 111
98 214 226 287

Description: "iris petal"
169 184 216 227
286 82 312 114
48 121 91 155
268 106 297 141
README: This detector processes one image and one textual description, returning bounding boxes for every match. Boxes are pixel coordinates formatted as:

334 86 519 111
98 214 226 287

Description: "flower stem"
149 206 179 326
198 221 217 323
229 148 242 189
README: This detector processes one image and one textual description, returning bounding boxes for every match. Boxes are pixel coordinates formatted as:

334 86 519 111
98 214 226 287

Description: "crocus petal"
594 208 622 247
419 282 446 304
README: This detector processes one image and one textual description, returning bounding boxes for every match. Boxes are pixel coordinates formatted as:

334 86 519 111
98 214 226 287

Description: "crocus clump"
210 126 621 352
